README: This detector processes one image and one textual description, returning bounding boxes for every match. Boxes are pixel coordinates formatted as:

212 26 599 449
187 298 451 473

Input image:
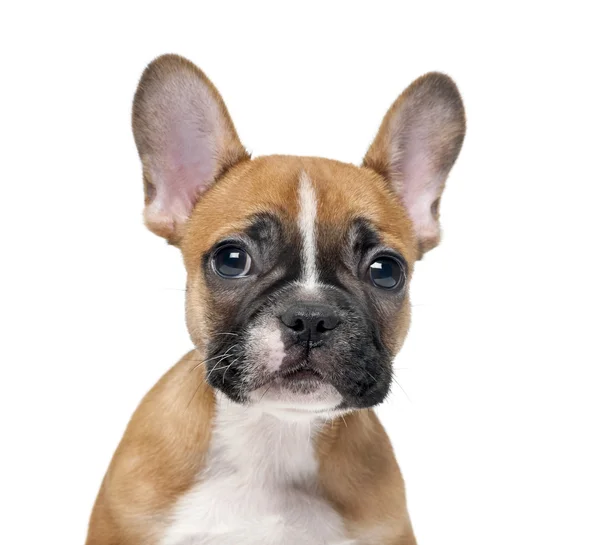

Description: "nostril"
319 315 340 332
281 303 341 340
291 319 304 332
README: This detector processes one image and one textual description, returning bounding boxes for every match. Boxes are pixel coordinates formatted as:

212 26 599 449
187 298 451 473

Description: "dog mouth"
279 366 323 382
250 362 326 392
247 359 342 411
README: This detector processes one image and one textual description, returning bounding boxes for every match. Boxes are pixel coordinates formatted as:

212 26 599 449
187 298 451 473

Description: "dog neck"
209 393 325 484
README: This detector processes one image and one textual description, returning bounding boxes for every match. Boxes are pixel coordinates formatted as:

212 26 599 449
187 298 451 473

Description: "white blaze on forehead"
297 171 318 288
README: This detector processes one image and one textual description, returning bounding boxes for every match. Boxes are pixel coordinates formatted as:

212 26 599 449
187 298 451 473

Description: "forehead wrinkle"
243 213 284 241
327 216 411 261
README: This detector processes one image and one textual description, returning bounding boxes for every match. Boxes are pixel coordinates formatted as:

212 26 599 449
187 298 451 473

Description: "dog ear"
363 73 465 257
132 54 249 243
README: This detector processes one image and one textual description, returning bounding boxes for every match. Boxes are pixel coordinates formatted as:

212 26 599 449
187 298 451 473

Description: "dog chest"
159 397 355 545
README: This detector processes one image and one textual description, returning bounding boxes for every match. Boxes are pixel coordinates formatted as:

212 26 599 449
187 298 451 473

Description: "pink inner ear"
364 72 464 254
144 84 223 228
398 144 442 245
147 152 215 228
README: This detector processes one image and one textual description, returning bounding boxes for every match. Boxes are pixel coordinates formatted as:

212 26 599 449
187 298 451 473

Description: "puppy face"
182 158 415 412
132 55 465 414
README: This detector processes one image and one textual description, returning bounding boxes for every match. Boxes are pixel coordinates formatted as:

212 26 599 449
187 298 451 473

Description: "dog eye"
213 246 252 278
368 256 405 290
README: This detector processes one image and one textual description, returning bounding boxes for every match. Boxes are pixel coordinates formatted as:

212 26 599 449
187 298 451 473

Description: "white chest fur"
159 395 355 545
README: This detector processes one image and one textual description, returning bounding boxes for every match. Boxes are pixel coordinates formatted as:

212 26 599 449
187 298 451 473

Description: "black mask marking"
202 215 407 409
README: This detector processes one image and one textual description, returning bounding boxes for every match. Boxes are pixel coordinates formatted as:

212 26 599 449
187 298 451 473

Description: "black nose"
281 302 341 342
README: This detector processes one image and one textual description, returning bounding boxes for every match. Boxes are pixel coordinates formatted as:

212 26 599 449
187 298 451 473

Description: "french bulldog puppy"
86 54 465 545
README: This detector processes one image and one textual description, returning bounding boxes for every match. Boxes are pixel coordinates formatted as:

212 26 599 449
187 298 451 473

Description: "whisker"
205 350 238 382
340 414 348 428
190 355 226 373
187 355 239 364
206 364 234 373
392 375 411 402
258 383 274 402
191 343 239 357
222 357 241 384
365 368 411 402
204 359 228 382
186 379 205 409
190 344 239 372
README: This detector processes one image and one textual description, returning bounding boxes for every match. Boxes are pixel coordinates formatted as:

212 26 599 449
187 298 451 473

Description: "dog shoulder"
86 350 215 545
317 410 415 544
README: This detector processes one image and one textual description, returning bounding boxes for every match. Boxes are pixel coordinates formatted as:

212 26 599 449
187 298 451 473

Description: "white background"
1 2 599 544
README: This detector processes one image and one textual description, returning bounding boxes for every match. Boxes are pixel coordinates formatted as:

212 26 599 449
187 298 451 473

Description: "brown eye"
213 246 252 278
369 256 405 290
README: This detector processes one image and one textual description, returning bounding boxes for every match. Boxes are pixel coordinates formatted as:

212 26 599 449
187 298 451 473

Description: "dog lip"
280 368 323 381
278 361 324 380
251 364 325 391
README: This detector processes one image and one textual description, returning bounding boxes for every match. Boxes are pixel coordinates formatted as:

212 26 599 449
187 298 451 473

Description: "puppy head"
132 55 465 415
